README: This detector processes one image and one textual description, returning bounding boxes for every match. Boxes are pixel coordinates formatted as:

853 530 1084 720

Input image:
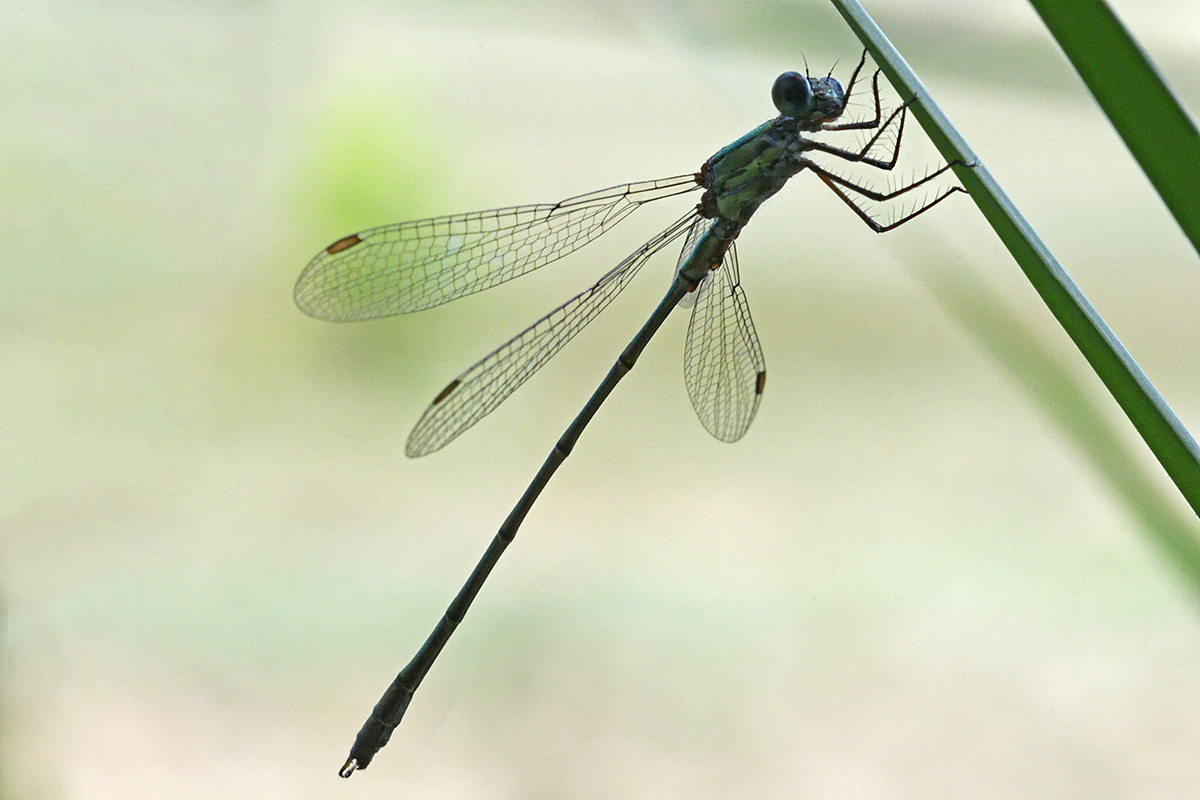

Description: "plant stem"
828 0 1200 522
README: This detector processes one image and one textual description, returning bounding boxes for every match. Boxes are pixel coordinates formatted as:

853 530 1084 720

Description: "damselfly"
295 52 965 777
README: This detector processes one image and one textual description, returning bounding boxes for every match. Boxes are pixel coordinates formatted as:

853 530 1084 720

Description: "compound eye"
772 72 814 117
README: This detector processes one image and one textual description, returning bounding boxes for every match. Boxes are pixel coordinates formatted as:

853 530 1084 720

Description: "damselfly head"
773 72 846 125
808 76 847 123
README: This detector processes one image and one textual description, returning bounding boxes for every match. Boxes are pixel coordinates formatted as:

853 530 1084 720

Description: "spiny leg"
806 158 963 203
806 158 968 233
805 100 910 170
823 67 885 133
827 50 872 120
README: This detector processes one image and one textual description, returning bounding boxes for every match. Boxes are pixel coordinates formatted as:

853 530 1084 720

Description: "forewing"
683 242 766 443
406 212 700 457
295 175 699 321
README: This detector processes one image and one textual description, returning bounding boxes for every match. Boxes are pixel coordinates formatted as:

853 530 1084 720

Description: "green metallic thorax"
676 118 806 284
701 118 804 226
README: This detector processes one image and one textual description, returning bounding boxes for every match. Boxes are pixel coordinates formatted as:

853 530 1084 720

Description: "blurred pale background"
4 1 1200 798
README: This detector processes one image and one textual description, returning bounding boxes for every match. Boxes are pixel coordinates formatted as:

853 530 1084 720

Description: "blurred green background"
4 1 1200 797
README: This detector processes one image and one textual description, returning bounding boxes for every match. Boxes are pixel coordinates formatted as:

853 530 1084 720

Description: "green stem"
828 0 1200 520
1027 0 1200 259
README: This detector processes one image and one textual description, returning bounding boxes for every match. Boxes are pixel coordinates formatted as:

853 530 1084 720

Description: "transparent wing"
295 175 700 321
406 211 701 457
683 242 766 443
